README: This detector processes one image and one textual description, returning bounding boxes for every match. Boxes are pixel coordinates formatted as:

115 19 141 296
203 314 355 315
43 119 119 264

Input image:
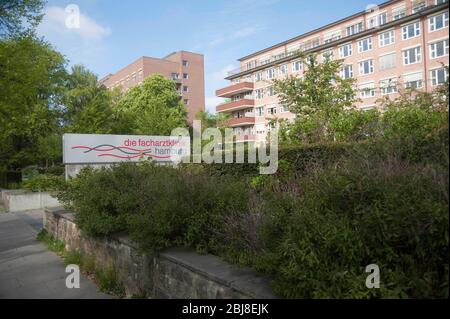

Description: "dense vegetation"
57 101 449 298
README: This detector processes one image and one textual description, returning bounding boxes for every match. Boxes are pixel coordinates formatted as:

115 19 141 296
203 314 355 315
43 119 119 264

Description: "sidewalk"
0 210 111 299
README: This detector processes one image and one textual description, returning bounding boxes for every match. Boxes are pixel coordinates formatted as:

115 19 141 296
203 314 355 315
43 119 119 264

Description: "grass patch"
37 229 65 255
95 267 125 298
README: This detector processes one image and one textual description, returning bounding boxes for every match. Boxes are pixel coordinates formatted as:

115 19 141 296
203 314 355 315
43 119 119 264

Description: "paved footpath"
0 209 111 299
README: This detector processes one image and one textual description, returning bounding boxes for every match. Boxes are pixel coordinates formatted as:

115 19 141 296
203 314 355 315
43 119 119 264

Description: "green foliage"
0 35 67 171
0 0 45 37
116 74 187 135
21 174 65 192
273 53 358 142
57 162 250 252
37 229 65 254
95 267 125 297
256 153 448 298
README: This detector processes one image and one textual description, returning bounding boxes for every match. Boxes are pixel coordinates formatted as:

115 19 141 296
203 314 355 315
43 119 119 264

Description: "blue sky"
37 0 384 113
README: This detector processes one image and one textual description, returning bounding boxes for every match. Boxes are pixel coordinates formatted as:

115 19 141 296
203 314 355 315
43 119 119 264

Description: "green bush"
55 121 448 298
21 174 65 192
253 154 448 298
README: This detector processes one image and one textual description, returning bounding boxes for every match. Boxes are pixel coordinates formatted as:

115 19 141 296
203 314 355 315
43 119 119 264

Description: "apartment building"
216 0 449 143
99 51 205 123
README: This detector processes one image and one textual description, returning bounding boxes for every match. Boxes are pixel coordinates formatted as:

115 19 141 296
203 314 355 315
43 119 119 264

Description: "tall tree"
273 53 358 142
62 64 123 134
116 74 187 135
0 0 45 37
0 35 67 170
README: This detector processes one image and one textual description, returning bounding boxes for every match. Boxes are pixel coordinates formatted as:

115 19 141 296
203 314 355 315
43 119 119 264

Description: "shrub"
254 154 448 298
21 174 65 192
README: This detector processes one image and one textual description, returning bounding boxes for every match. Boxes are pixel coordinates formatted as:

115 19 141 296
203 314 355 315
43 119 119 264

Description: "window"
256 106 264 117
266 86 275 97
280 104 289 113
403 46 421 65
183 73 189 79
430 39 449 58
379 30 395 47
266 68 276 79
380 78 398 95
379 53 396 71
392 6 406 20
346 22 363 36
260 57 271 65
255 72 263 82
358 37 373 53
431 67 449 86
368 12 387 28
359 82 375 98
182 85 189 92
435 0 449 4
339 43 353 58
279 64 288 75
266 104 277 115
412 1 426 13
324 30 341 43
429 12 449 32
246 60 256 70
359 59 374 75
183 99 189 105
403 72 423 89
182 60 189 67
255 89 264 99
255 123 265 135
340 64 353 79
292 60 302 72
402 22 420 40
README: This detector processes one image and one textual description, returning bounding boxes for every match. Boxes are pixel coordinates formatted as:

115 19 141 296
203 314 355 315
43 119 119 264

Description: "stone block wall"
44 207 276 299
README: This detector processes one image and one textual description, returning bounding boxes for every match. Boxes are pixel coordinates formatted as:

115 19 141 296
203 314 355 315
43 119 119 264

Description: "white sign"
63 133 190 164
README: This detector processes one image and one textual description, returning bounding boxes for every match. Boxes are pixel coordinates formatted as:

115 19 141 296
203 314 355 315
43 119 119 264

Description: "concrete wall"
2 190 61 212
44 207 276 299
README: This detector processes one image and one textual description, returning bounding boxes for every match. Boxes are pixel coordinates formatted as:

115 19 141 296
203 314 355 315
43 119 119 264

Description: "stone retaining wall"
44 207 276 299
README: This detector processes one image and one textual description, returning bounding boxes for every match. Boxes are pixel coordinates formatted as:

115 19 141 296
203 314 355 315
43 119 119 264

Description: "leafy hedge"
56 121 449 298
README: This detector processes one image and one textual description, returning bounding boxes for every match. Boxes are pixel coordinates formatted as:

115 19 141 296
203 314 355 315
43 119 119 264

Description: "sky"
37 0 385 113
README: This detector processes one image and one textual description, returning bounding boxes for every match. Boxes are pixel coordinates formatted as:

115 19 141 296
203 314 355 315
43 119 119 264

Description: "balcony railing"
225 117 256 127
227 1 448 77
216 81 254 98
216 98 255 113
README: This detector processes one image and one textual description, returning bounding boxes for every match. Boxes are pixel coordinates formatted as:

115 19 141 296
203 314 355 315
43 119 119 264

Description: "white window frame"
359 82 376 99
429 39 449 59
279 64 288 76
255 106 264 117
402 21 421 40
292 60 302 72
339 43 353 58
380 78 398 95
358 37 373 53
430 67 449 86
403 46 422 65
340 64 353 79
378 29 395 47
378 52 396 71
266 68 276 80
359 59 374 76
429 12 449 32
403 72 423 89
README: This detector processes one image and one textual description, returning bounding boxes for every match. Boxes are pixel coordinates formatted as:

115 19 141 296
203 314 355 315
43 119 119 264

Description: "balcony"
216 98 254 113
216 81 254 98
225 117 255 127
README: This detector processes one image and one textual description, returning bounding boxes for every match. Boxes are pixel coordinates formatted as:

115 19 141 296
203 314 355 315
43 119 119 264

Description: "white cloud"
39 6 111 40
